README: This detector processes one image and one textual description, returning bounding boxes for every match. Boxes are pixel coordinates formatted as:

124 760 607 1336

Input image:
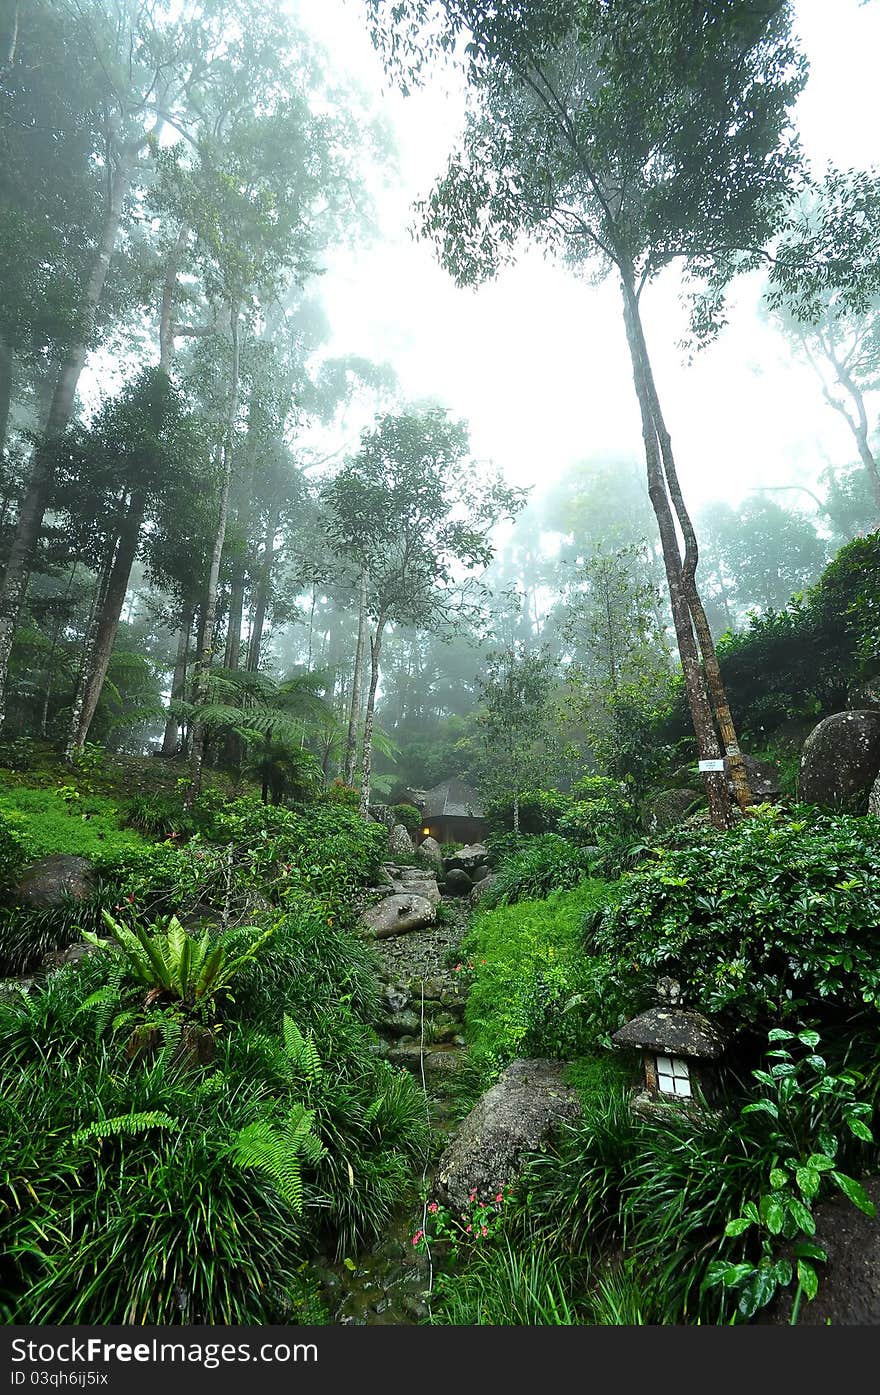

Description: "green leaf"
797 1030 820 1048
786 1197 816 1235
795 1166 820 1201
797 1260 819 1302
847 1117 874 1143
759 1193 785 1234
742 1099 778 1119
769 1168 789 1190
830 1172 877 1216
792 1240 827 1262
724 1217 753 1237
806 1154 835 1173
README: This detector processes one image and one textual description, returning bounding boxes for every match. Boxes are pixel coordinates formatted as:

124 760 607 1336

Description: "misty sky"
293 0 880 518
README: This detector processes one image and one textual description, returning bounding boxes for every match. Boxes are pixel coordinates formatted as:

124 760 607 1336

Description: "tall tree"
323 407 525 817
367 0 807 827
767 168 880 523
474 643 556 834
0 0 254 729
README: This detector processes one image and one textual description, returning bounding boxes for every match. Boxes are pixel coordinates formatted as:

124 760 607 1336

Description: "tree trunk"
159 225 188 372
359 616 385 820
247 504 279 672
344 570 368 787
66 490 146 755
0 333 11 460
513 789 520 835
161 600 193 756
188 302 241 802
0 138 140 730
624 288 752 814
620 281 733 830
224 562 245 670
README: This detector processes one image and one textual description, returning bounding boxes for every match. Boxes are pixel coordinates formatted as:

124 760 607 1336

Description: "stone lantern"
612 981 725 1106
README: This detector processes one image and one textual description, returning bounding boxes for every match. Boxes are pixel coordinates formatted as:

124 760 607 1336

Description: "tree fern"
232 1104 325 1216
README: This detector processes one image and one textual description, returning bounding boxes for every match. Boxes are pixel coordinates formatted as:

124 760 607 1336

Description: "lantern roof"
612 1007 724 1060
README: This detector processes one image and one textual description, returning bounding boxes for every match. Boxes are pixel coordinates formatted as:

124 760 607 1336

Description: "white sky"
293 0 880 515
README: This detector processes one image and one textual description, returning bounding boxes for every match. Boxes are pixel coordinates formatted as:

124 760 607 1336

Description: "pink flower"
412 1231 424 1246
494 1193 503 1203
481 1226 488 1237
468 1189 477 1202
465 1225 472 1234
428 1201 438 1214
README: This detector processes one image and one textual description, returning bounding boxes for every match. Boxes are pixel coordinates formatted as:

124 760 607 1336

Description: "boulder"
381 983 410 1013
641 788 702 834
730 754 781 804
436 1059 581 1213
471 864 490 884
763 1177 880 1325
361 893 436 939
444 843 488 873
470 874 497 904
388 823 414 857
799 710 880 813
444 867 473 897
379 1010 422 1038
15 855 96 910
417 836 443 866
41 941 94 972
847 672 880 712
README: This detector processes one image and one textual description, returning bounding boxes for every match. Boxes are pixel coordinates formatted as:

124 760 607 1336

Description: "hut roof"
421 778 485 820
612 1007 724 1060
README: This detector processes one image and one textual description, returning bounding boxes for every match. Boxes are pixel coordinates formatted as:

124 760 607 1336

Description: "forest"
2 0 880 1332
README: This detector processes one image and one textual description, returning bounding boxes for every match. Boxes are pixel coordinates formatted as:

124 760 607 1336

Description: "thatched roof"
612 1007 724 1060
421 778 485 820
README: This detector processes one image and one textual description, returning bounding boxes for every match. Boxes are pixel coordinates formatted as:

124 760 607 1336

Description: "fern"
231 1104 325 1216
282 1014 322 1085
70 1112 177 1147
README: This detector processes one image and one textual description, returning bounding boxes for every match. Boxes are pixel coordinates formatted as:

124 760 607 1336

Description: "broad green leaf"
797 1260 819 1302
830 1171 877 1216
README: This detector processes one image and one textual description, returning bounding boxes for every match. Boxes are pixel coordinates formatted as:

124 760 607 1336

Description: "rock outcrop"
388 823 414 857
15 855 96 909
799 710 880 812
436 1058 581 1213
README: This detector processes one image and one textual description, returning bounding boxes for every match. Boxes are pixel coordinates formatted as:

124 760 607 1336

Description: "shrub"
0 786 146 863
391 802 422 834
0 810 26 893
461 880 613 1074
588 805 880 1037
479 833 597 908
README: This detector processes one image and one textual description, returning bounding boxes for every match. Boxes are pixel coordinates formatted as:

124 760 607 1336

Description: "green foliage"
428 1237 581 1325
478 833 598 909
518 1027 878 1325
705 1028 875 1320
0 811 26 892
659 532 880 744
462 880 612 1074
391 801 422 834
0 785 147 863
82 910 275 1017
588 806 880 1034
232 1103 326 1217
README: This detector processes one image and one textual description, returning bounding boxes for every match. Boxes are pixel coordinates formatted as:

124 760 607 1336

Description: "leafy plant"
231 1103 326 1217
82 910 274 1016
479 833 598 908
705 1027 876 1320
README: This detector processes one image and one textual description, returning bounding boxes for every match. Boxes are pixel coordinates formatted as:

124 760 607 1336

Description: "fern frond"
70 1112 176 1147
